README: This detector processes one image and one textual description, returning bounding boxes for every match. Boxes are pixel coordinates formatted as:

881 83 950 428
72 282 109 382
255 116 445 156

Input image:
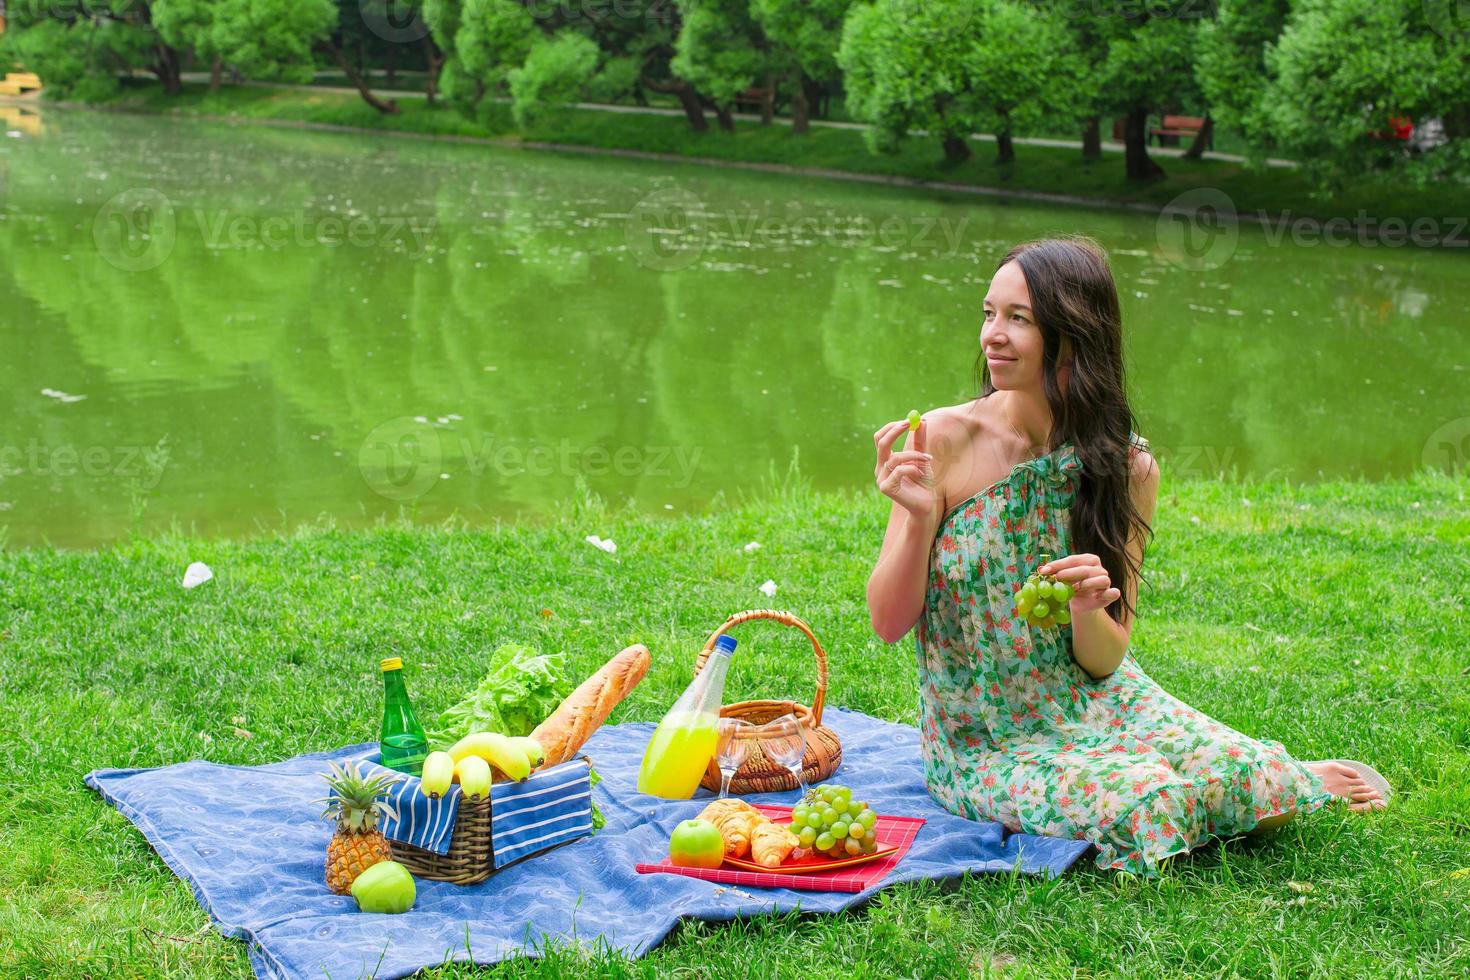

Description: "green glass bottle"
379 656 429 775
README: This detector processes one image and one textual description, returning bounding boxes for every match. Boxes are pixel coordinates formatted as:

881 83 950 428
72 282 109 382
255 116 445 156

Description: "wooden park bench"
0 72 45 96
1149 114 1211 149
734 86 770 114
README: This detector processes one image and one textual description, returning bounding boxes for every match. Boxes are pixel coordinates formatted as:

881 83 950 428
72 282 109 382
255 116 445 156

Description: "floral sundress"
914 434 1334 875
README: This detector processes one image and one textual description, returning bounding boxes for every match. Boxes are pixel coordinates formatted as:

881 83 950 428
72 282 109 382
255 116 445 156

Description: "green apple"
668 818 725 869
350 860 416 914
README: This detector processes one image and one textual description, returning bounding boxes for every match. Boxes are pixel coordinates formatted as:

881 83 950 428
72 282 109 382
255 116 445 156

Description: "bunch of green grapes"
789 783 880 859
1014 552 1072 629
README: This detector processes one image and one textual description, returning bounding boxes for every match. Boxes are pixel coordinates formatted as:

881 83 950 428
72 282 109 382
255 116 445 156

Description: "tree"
1255 0 1470 186
750 0 852 132
154 0 334 91
672 0 773 131
839 0 1075 165
1194 0 1291 157
424 0 713 132
2 0 180 98
1093 5 1201 180
508 31 600 128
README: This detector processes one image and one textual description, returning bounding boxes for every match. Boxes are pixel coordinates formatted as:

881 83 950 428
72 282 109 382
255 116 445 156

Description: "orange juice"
636 710 721 799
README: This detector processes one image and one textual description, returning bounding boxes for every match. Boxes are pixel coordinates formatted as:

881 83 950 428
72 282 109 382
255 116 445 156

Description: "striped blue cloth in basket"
355 753 593 866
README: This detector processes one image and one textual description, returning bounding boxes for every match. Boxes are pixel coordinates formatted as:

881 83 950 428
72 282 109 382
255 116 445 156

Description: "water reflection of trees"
0 113 1464 543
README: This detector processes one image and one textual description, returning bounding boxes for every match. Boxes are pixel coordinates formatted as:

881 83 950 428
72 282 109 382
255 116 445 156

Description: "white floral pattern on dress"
915 435 1333 875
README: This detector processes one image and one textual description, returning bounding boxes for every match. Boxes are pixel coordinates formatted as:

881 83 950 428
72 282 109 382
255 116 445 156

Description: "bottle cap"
713 635 737 654
380 657 403 672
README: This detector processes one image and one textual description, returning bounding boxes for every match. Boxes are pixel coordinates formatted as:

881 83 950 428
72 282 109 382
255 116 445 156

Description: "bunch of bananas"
419 733 546 801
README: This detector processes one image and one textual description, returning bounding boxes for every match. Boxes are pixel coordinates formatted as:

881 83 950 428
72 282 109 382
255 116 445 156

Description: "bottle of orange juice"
637 635 737 799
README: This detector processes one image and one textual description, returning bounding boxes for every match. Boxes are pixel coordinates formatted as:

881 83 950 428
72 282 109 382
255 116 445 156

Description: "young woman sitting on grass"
865 237 1389 875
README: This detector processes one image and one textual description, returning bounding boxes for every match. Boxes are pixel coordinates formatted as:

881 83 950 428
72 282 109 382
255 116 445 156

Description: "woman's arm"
866 416 945 643
867 498 942 642
1053 447 1161 680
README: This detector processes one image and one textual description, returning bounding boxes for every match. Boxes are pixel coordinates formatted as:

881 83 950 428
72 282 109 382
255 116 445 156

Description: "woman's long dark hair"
975 237 1151 625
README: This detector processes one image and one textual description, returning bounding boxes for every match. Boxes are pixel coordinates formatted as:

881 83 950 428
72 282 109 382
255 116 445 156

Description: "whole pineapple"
316 760 401 895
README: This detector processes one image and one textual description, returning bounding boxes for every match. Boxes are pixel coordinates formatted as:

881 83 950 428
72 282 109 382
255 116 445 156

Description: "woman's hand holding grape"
873 415 937 519
1038 553 1120 613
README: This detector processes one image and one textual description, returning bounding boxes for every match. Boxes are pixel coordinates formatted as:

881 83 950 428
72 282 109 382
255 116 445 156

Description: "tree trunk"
1124 105 1164 180
759 71 774 126
385 43 397 89
942 132 972 164
642 74 707 131
1081 115 1101 162
791 78 809 135
996 129 1014 164
208 55 222 93
421 37 441 106
715 104 735 132
154 44 182 95
803 76 825 120
319 41 400 114
1183 113 1214 160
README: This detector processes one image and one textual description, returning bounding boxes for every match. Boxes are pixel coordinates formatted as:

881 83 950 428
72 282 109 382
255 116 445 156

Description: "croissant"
751 820 799 868
697 799 762 858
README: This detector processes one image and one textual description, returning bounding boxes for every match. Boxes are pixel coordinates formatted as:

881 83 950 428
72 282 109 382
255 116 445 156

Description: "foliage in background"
5 0 1470 211
1257 0 1470 189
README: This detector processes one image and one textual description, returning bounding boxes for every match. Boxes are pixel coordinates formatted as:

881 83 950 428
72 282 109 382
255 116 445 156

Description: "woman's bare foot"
1306 761 1388 812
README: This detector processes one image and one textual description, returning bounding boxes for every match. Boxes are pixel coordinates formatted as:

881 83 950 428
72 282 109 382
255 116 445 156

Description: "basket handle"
693 609 828 727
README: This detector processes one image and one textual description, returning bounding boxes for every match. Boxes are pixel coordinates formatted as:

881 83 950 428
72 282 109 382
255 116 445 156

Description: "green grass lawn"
84 81 1470 230
2 469 1467 977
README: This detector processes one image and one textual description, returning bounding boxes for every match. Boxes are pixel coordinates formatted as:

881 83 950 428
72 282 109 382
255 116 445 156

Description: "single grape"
863 828 876 842
845 837 863 855
1038 615 1057 629
1032 600 1050 619
799 826 817 847
848 822 865 839
806 812 824 829
1051 581 1072 604
850 800 866 814
1019 582 1037 601
831 798 849 815
831 821 849 839
821 807 838 824
1016 595 1034 616
816 832 835 851
1036 579 1053 599
792 805 808 821
861 836 877 854
857 810 877 829
906 409 922 431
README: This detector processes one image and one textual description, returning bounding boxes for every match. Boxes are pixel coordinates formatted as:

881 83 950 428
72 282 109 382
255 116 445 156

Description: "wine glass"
714 718 753 799
760 712 808 796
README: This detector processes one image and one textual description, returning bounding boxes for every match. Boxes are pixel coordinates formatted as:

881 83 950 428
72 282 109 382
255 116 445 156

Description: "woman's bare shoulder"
918 398 989 439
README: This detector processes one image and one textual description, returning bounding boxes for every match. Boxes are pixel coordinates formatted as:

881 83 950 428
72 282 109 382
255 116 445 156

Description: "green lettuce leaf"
427 643 569 748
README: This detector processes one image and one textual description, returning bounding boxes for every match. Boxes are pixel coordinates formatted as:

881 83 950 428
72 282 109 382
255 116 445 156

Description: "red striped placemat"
635 804 926 893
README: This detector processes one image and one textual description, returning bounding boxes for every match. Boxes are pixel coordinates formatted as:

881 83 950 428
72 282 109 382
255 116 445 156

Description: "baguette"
531 643 651 767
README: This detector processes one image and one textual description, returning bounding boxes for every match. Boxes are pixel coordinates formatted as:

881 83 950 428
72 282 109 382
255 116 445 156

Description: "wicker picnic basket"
389 794 496 885
695 609 842 794
388 643 652 885
386 758 591 886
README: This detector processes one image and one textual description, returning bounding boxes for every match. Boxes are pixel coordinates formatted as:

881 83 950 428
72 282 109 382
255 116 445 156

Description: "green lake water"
1 108 1465 548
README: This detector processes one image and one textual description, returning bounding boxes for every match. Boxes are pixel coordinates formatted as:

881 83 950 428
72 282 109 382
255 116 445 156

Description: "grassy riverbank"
76 81 1470 231
2 470 1468 976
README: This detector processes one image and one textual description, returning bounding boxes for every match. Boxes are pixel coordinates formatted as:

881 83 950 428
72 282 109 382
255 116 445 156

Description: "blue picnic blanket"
85 708 1092 979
